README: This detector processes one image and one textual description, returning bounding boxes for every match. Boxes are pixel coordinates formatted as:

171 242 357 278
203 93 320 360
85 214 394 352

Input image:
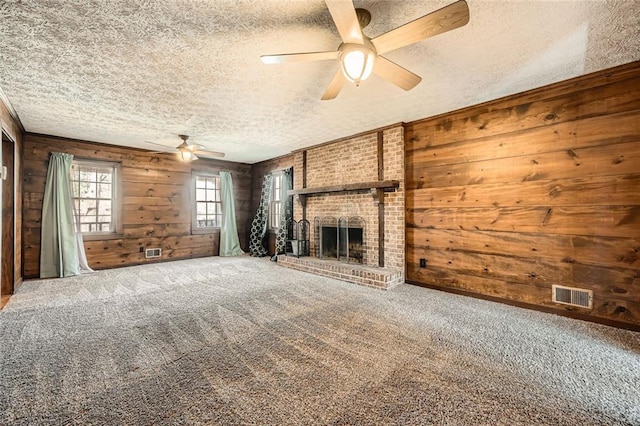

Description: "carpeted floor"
1 256 639 425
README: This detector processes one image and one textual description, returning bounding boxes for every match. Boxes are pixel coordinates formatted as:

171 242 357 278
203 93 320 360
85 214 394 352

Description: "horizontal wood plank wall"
405 61 640 329
22 134 251 278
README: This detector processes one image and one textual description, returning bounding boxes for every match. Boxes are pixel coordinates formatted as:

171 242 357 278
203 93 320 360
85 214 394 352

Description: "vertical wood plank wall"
22 134 251 278
405 61 640 328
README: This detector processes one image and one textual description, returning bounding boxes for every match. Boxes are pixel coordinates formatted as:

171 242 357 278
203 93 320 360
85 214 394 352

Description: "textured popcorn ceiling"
1 1 639 163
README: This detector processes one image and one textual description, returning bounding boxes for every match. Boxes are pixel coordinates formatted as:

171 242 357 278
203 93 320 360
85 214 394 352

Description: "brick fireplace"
277 125 405 290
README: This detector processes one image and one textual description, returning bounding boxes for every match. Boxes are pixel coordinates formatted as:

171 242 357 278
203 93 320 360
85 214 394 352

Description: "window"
70 160 120 235
193 174 221 231
269 173 283 229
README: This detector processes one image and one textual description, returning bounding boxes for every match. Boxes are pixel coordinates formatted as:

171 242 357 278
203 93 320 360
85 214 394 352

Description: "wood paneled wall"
22 134 251 278
406 61 640 329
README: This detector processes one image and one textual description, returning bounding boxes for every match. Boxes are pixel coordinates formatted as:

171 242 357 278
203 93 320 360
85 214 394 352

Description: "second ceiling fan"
261 0 470 100
144 135 225 162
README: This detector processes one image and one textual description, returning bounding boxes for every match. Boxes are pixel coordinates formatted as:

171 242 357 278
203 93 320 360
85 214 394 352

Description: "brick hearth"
277 255 403 290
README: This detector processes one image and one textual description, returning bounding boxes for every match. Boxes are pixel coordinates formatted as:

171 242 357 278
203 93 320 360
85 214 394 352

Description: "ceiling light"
339 42 376 86
178 150 198 162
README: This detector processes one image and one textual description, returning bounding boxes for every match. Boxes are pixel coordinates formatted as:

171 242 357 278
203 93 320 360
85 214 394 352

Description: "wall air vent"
145 248 162 259
552 285 593 309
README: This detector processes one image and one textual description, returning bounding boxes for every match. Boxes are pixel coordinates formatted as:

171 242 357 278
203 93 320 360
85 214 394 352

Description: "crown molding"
0 85 25 133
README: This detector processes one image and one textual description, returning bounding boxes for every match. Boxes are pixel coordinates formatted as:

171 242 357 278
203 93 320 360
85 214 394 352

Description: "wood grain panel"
409 110 640 168
407 265 551 304
84 234 219 269
405 61 640 328
121 168 190 184
406 264 640 324
407 141 640 190
122 224 192 239
407 228 640 269
406 250 637 302
407 174 640 208
408 206 640 238
406 77 640 151
22 133 251 278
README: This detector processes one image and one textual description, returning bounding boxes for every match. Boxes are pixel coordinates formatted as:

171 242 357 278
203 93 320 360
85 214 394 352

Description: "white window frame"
269 172 283 230
70 159 122 239
192 173 222 234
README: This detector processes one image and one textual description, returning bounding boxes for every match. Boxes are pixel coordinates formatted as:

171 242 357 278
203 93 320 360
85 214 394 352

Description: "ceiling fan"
261 0 469 100
144 135 225 162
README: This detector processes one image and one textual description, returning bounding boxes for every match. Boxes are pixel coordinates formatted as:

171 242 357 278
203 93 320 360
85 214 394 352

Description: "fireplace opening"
315 216 364 264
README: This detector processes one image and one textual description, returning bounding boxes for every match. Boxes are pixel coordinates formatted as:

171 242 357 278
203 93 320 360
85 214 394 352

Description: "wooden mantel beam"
288 180 399 197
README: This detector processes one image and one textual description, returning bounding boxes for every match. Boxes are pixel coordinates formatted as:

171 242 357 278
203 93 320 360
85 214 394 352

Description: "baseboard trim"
405 280 640 333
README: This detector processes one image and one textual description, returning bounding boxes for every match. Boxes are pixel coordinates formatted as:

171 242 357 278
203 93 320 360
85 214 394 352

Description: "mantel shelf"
288 180 399 197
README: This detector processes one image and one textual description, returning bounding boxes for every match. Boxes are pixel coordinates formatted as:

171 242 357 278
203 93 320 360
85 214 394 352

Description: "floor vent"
145 248 162 259
552 285 593 309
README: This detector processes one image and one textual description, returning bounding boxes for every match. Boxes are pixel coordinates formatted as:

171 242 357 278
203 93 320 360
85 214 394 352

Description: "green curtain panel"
40 152 80 278
219 172 244 256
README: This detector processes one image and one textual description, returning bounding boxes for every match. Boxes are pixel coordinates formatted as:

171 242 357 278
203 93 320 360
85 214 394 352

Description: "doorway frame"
1 128 17 307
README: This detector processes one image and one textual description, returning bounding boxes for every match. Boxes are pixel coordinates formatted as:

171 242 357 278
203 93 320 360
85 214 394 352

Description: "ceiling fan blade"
373 56 422 91
325 0 363 44
321 69 346 100
261 51 339 65
371 0 470 55
194 150 225 159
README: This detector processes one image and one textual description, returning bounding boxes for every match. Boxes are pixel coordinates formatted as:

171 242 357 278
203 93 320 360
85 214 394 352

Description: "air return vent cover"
552 285 593 309
145 248 161 259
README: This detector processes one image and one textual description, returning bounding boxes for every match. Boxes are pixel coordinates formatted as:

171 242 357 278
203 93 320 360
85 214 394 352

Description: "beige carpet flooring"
1 256 639 425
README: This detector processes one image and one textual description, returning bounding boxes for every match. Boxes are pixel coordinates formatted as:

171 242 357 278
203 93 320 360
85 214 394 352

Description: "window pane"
98 172 112 183
79 182 96 198
72 161 117 234
98 200 112 215
79 199 96 215
98 183 111 198
193 174 221 229
80 215 94 223
80 170 95 182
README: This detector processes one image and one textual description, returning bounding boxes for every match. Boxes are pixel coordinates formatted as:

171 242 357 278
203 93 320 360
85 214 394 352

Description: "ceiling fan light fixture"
340 43 376 86
178 149 198 162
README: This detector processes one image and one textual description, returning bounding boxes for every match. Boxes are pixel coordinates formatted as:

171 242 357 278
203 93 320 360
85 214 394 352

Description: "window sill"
81 233 124 241
192 228 221 235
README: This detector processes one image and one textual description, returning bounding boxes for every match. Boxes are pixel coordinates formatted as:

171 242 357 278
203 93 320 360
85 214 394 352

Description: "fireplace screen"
314 216 364 264
339 216 364 263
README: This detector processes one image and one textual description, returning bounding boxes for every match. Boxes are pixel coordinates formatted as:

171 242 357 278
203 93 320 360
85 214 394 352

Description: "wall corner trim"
0 86 25 133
